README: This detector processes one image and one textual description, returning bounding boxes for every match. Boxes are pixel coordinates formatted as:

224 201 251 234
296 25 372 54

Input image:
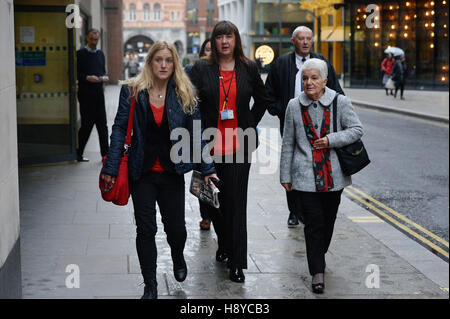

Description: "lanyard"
219 68 235 111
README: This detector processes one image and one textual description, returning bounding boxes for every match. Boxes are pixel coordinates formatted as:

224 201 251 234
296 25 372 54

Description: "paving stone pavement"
17 85 448 299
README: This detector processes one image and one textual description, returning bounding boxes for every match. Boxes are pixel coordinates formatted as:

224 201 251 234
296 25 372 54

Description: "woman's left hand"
204 173 219 186
313 137 329 150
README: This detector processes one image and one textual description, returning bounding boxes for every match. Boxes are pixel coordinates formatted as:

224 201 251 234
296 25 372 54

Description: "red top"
381 58 395 75
150 102 165 172
213 70 239 156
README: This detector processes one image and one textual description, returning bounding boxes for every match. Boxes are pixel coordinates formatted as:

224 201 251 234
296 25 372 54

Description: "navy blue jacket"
101 79 216 181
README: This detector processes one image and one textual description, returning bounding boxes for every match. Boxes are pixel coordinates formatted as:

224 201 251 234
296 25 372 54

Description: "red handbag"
99 94 136 206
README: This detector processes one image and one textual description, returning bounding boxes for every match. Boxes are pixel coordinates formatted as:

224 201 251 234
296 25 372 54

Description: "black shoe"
216 250 229 262
173 256 187 282
77 155 89 162
287 212 299 227
312 282 324 294
229 268 245 283
141 280 158 299
311 273 325 294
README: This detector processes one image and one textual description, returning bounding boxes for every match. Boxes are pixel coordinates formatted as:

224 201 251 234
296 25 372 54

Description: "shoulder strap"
124 94 136 148
332 93 340 133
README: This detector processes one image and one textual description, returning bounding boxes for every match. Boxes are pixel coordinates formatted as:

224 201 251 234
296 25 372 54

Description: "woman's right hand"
282 183 292 192
101 174 116 185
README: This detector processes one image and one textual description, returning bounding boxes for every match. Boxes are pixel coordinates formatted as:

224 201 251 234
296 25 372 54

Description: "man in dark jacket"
76 29 109 162
265 26 344 227
391 55 407 100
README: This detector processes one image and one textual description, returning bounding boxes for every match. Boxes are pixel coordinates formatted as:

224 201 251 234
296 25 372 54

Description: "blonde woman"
101 41 217 299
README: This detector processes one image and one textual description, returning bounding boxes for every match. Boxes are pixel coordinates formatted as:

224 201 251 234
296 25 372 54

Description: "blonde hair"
121 41 197 114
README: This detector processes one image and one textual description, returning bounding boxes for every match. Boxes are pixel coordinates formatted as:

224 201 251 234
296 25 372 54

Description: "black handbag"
332 94 370 176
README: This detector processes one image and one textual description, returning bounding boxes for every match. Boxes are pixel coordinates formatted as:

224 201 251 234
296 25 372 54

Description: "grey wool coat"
280 87 364 192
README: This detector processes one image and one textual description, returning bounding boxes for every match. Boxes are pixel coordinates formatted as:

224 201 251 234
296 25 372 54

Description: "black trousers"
287 190 303 219
199 199 212 220
77 88 109 157
395 82 405 98
130 171 186 284
208 156 251 269
294 189 343 276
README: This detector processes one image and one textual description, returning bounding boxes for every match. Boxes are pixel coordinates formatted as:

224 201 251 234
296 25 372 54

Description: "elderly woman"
280 58 363 294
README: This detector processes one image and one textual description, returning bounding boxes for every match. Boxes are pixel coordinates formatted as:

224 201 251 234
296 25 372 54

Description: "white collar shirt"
295 53 310 98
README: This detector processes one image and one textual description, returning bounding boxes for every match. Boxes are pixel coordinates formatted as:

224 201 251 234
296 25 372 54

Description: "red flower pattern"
301 104 334 191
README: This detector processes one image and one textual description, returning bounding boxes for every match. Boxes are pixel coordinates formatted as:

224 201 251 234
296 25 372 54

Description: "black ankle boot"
229 268 245 283
141 280 157 299
173 254 187 282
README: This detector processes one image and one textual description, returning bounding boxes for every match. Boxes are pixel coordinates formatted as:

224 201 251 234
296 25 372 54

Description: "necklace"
152 91 164 99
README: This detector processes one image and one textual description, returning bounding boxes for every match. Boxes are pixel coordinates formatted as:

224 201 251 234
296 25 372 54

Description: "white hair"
301 58 328 80
292 26 313 39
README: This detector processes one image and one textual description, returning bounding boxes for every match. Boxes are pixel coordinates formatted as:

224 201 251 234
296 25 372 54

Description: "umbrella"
384 47 405 57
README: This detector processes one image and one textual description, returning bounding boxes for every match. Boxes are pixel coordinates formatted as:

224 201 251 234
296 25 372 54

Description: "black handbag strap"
332 93 340 133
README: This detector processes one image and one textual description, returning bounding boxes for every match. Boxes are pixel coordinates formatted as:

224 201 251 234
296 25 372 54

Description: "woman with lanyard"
189 21 269 283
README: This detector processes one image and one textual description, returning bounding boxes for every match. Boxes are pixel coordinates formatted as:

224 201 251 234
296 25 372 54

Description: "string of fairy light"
353 1 448 82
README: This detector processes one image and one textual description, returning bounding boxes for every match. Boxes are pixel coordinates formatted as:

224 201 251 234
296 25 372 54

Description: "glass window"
129 3 136 21
187 32 200 54
435 0 449 86
207 0 215 26
143 3 150 21
187 0 199 26
207 9 215 26
154 3 161 21
251 0 310 37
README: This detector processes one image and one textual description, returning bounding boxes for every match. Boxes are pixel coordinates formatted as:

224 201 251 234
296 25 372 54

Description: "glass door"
15 6 76 165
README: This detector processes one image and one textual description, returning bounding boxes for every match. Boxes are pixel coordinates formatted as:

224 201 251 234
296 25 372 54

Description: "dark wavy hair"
199 39 211 58
209 20 248 65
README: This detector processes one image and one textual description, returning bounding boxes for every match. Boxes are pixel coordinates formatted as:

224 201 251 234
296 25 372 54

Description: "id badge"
220 109 234 120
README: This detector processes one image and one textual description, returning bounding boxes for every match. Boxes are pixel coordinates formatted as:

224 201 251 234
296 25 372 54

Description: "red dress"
149 102 165 172
212 69 240 156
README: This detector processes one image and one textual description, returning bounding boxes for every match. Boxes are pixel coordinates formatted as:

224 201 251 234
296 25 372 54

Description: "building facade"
218 0 314 71
185 0 218 62
122 0 186 57
343 0 449 90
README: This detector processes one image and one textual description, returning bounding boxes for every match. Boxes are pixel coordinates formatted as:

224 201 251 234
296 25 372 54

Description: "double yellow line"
344 186 449 259
258 136 449 260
